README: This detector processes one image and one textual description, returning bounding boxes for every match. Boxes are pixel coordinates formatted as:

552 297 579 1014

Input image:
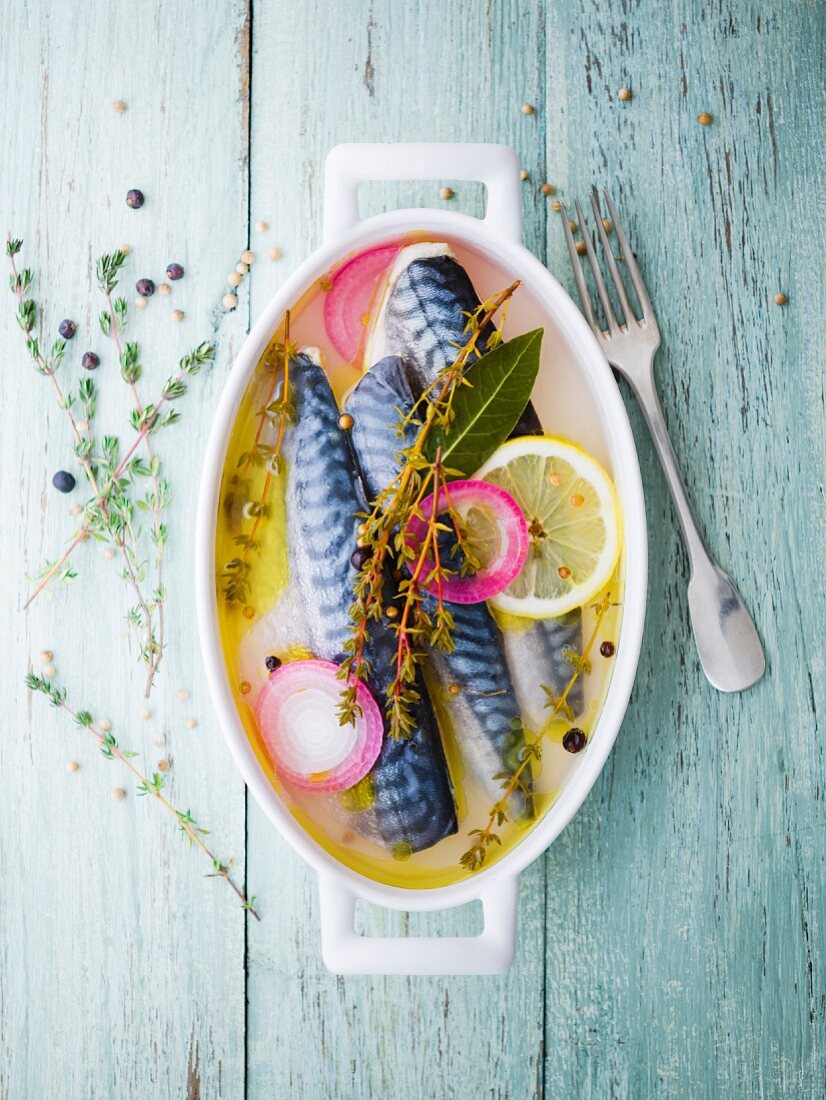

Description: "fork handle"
627 374 765 692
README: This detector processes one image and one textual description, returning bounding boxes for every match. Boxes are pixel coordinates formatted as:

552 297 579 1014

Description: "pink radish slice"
404 480 529 605
254 659 383 792
323 244 401 362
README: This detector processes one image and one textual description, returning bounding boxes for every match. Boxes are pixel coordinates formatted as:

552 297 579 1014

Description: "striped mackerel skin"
283 354 457 852
346 354 529 814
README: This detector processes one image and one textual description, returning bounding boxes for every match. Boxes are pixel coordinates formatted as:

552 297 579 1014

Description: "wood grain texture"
0 0 823 1098
0 1 250 1097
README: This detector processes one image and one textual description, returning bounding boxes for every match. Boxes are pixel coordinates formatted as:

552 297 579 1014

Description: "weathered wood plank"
0 2 250 1097
245 2 548 1097
542 1 825 1096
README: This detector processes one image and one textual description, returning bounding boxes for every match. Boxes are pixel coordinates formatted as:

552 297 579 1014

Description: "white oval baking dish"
196 143 647 976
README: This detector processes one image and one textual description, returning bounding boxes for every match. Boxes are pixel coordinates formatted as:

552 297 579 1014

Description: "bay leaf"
425 328 544 476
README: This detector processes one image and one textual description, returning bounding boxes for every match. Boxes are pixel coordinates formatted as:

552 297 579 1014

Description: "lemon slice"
475 436 621 618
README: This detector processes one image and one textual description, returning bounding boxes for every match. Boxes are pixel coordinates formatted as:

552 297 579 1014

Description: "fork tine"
602 189 654 321
574 198 618 334
590 188 635 326
558 202 600 333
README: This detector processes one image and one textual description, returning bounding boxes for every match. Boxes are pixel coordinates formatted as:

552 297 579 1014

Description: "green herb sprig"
459 592 613 872
337 281 522 739
25 670 258 919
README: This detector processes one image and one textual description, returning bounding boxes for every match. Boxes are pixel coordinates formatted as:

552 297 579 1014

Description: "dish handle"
318 874 519 976
323 142 522 246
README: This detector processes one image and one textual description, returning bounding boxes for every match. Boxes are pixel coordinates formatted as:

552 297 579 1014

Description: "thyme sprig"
220 311 294 606
96 250 167 695
25 671 258 919
459 592 613 872
337 281 520 738
6 237 154 654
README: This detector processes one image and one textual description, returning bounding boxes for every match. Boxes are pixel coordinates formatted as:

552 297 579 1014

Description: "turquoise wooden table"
1 1 823 1096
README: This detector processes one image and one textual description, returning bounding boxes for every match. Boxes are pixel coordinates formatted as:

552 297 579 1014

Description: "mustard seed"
134 296 147 310
448 683 461 696
241 249 256 265
551 200 562 212
541 182 555 196
255 220 269 232
618 87 632 102
558 566 571 579
239 681 251 695
113 100 127 113
222 293 238 310
521 103 535 115
170 309 184 323
697 112 712 125
440 187 455 200
243 605 255 620
520 169 530 181
227 271 242 288
68 760 80 773
603 219 613 233
112 787 126 801
40 650 53 664
774 293 787 305
338 413 354 430
569 219 577 232
576 241 587 255
268 247 283 262
158 759 170 772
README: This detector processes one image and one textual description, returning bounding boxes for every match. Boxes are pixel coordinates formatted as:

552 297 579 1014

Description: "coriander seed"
186 719 197 730
68 760 80 773
112 787 126 801
268 247 283 262
235 262 249 275
222 293 238 310
134 296 147 310
40 650 53 664
255 220 269 232
157 282 171 296
43 664 56 679
240 249 255 264
170 309 184 323
227 271 242 288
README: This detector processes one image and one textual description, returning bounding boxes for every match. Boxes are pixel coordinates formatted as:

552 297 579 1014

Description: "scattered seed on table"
618 87 632 102
177 689 189 702
158 759 170 772
571 493 585 507
255 220 269 232
119 243 131 255
241 249 255 264
153 733 165 747
568 219 577 232
440 187 455 200
239 681 251 695
235 261 249 275
222 293 238 310
697 112 712 125
541 182 555 196
186 719 197 730
157 282 171 296
113 100 127 113
268 247 283 262
134 296 147 310
171 309 184 323
603 219 613 233
774 293 787 305
140 708 151 720
82 351 100 370
227 271 242 287
112 787 126 801
551 199 562 212
136 278 155 297
600 641 616 658
385 606 399 620
43 664 56 679
68 760 80 773
338 413 354 430
521 103 535 115
448 683 461 696
40 650 53 664
166 263 184 281
126 188 145 209
576 241 587 255
58 319 76 339
520 169 530 181
99 719 111 732
103 547 115 560
52 470 76 493
558 566 571 579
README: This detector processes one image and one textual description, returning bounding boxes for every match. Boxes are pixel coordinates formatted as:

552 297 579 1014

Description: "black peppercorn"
52 470 76 493
562 726 587 753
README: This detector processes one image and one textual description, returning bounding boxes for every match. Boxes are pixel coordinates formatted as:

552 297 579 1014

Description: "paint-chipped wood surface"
1 1 823 1097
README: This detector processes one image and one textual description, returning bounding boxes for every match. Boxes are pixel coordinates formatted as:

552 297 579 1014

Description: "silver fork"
560 189 765 692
